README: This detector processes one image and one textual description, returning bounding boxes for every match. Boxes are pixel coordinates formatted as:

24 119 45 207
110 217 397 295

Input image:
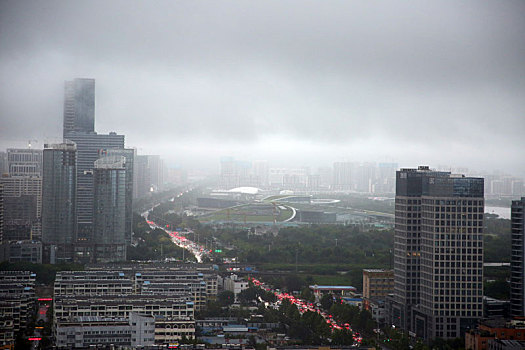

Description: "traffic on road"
250 277 363 346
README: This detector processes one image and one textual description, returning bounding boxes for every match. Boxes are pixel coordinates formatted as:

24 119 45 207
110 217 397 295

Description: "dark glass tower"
41 143 77 263
392 166 484 340
99 148 135 246
63 78 95 137
93 156 127 262
63 132 124 242
510 197 525 317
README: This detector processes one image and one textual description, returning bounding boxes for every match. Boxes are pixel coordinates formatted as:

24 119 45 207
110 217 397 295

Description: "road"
143 210 211 263
250 277 363 346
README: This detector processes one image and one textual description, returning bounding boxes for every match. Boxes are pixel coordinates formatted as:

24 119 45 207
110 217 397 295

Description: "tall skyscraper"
253 160 269 188
332 162 354 191
41 143 77 263
63 78 95 137
134 155 150 199
510 197 525 318
0 152 7 176
392 166 484 340
2 148 43 240
64 132 124 241
99 148 135 246
93 156 127 262
0 184 3 244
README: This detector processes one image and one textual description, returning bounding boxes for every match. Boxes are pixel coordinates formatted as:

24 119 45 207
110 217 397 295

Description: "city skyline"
1 1 525 175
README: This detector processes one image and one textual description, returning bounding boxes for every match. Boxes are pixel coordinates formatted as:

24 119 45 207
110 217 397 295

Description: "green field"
199 204 294 223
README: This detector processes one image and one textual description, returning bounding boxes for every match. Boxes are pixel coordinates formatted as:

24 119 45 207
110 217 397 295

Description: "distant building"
295 210 336 224
362 269 394 301
93 156 127 263
391 166 484 340
332 162 354 191
253 160 269 188
63 78 95 137
309 285 357 301
0 184 3 244
41 143 77 263
510 197 525 318
134 154 164 198
0 152 7 176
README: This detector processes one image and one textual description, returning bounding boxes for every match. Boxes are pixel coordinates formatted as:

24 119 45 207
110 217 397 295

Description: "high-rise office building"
93 156 127 262
134 154 164 198
332 162 354 191
63 78 95 137
0 152 7 176
6 149 42 177
134 155 150 199
2 148 43 241
0 184 3 244
253 160 269 188
99 148 135 246
63 132 124 241
391 166 484 340
41 143 77 263
510 197 525 318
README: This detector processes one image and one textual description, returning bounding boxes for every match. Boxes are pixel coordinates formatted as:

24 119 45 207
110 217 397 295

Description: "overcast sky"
1 1 524 174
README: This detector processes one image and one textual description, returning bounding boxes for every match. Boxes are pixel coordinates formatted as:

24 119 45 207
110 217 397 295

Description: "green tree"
217 291 235 306
320 293 334 310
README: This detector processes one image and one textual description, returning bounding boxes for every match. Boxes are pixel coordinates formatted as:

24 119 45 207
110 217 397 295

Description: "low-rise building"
54 271 133 296
223 274 249 302
308 285 357 301
0 240 42 264
55 313 155 349
488 339 525 350
362 269 394 301
54 295 195 345
465 319 525 350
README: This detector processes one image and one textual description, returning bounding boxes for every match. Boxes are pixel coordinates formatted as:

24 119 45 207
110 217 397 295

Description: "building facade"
55 313 155 349
363 269 394 301
510 197 525 318
392 166 484 340
41 143 77 263
100 148 135 246
63 78 95 137
63 131 124 243
6 148 42 177
93 156 127 262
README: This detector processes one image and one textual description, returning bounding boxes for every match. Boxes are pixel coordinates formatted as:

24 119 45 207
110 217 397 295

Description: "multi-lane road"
250 277 363 346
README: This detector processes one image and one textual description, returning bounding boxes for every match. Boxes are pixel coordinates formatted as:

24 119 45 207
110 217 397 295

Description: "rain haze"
1 0 524 175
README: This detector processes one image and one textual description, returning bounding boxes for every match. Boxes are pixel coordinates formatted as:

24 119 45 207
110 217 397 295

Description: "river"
485 206 510 219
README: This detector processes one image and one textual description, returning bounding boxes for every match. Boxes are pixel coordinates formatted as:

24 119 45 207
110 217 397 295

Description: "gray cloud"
1 0 524 174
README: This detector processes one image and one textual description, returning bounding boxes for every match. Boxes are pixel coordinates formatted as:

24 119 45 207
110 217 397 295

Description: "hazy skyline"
1 1 524 174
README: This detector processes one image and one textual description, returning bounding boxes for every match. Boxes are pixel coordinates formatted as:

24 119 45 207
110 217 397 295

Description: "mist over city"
1 1 525 349
1 1 525 176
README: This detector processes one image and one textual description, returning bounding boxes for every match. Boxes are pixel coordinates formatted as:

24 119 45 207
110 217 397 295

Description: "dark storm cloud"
1 1 524 173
